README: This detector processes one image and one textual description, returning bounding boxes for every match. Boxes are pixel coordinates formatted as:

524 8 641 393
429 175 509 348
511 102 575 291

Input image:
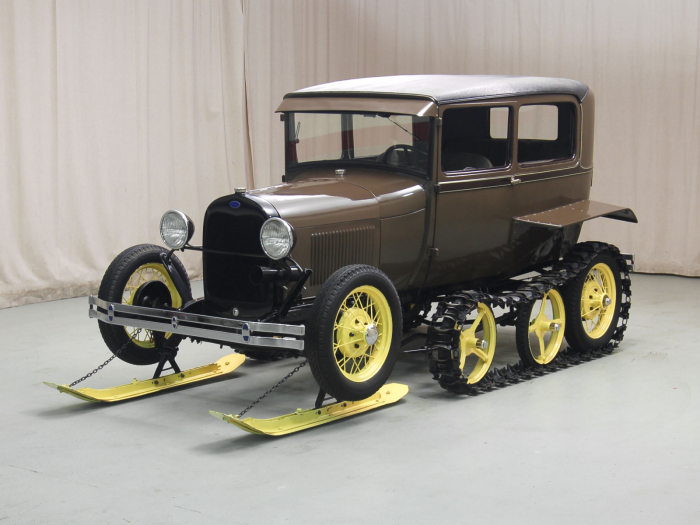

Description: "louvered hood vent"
310 226 375 286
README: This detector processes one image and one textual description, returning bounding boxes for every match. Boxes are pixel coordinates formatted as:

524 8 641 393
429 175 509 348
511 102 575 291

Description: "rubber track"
426 242 632 395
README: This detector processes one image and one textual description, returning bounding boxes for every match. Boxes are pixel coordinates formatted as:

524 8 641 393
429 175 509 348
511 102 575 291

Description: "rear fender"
510 199 637 265
513 200 638 229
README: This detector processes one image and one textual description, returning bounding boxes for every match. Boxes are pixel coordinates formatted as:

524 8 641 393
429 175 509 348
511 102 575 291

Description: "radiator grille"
310 226 375 286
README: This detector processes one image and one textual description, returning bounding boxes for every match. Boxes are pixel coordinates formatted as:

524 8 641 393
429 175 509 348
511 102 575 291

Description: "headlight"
160 210 195 250
260 218 294 260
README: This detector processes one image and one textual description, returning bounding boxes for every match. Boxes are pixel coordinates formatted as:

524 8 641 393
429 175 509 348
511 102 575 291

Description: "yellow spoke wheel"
516 289 565 366
306 265 401 402
97 244 190 366
561 248 622 353
456 303 497 384
580 263 616 339
333 286 392 383
122 263 182 348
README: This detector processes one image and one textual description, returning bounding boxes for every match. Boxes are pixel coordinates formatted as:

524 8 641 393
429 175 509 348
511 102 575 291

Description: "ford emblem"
242 323 251 342
229 201 241 209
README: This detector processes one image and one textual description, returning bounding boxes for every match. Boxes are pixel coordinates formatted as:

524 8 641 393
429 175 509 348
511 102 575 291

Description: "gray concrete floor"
1 273 698 524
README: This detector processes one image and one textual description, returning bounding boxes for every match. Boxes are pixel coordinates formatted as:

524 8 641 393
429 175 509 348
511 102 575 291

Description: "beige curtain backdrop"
1 0 699 309
0 0 250 308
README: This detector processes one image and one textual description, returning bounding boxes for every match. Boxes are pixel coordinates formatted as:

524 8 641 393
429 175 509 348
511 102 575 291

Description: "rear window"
517 103 576 163
441 106 511 172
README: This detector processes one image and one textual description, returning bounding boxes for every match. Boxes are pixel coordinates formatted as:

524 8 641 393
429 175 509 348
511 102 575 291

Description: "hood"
249 169 427 229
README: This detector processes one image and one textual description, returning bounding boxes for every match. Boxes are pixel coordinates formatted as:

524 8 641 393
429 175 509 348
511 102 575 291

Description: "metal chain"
237 360 308 418
69 339 130 388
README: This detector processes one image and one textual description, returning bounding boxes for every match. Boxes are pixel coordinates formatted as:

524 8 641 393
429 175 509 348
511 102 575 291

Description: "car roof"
285 75 589 104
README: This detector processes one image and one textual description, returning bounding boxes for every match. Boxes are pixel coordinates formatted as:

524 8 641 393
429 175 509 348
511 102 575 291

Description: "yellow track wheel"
456 303 496 384
561 250 622 352
580 263 617 339
516 289 565 366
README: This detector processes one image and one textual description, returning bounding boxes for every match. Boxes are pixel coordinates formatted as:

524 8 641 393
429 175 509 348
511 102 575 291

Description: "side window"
441 106 511 172
518 103 576 163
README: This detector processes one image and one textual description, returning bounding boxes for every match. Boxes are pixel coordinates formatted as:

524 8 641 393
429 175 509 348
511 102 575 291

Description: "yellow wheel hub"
122 263 182 348
580 263 616 339
333 286 392 383
527 289 565 364
457 302 496 384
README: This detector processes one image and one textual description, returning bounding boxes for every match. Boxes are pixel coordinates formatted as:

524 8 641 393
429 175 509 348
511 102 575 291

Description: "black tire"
97 244 190 365
305 265 402 401
561 250 622 352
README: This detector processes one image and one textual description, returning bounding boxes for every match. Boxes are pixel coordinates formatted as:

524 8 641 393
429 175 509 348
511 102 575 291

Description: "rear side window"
518 103 576 163
441 106 511 172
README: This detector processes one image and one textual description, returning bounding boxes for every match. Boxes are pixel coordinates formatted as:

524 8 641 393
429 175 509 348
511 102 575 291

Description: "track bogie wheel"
561 250 622 352
515 288 566 367
97 244 190 365
305 265 402 401
456 303 497 384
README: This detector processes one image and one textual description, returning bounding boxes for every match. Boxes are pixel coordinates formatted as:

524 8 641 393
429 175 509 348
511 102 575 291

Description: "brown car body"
232 75 636 312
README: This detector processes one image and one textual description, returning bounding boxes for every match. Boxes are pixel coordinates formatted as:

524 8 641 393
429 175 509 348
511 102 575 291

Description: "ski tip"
43 382 61 390
209 410 237 422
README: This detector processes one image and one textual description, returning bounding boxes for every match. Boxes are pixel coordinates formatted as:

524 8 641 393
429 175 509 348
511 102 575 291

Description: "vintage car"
50 75 637 434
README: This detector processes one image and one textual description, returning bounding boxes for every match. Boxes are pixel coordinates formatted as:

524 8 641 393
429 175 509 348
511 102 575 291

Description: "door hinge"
428 247 439 257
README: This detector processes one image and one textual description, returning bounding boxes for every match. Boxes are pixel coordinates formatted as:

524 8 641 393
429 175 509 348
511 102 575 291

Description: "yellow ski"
210 383 409 436
44 353 245 403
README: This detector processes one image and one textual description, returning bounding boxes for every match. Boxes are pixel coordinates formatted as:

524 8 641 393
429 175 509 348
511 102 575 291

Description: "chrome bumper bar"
88 296 305 351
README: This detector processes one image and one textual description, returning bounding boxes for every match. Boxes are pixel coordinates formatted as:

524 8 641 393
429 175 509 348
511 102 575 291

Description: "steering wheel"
382 144 428 167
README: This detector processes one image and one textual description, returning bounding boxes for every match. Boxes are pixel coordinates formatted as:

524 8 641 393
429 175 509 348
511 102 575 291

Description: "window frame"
438 99 515 181
515 95 581 171
283 111 435 181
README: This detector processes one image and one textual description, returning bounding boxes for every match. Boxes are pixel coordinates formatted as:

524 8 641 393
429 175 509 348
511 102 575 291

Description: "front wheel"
97 244 190 365
305 265 403 401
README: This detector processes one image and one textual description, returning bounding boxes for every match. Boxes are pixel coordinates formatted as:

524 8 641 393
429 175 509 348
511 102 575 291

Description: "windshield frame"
283 111 435 180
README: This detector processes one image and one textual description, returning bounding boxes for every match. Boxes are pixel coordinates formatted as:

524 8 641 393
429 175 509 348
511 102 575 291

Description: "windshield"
285 112 432 176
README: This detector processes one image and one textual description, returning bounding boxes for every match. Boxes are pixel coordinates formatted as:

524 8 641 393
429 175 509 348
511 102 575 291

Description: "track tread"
426 242 632 395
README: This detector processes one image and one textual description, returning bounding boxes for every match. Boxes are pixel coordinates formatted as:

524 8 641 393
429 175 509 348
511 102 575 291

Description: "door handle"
510 176 522 185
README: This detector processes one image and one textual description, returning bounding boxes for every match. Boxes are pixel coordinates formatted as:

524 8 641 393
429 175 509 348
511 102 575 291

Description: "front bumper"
88 296 305 351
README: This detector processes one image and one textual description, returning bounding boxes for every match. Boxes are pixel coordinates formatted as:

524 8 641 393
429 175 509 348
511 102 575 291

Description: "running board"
44 353 245 403
210 383 409 436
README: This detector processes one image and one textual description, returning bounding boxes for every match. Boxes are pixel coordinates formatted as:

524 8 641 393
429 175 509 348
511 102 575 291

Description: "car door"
424 95 587 288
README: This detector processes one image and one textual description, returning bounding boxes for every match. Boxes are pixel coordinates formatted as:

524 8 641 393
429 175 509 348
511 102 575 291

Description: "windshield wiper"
382 115 421 142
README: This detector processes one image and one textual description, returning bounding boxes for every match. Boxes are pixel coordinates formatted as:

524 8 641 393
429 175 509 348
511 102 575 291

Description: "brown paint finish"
290 218 382 299
340 170 427 218
427 171 593 287
254 168 428 225
515 199 638 228
581 89 595 169
249 178 379 229
379 209 426 289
